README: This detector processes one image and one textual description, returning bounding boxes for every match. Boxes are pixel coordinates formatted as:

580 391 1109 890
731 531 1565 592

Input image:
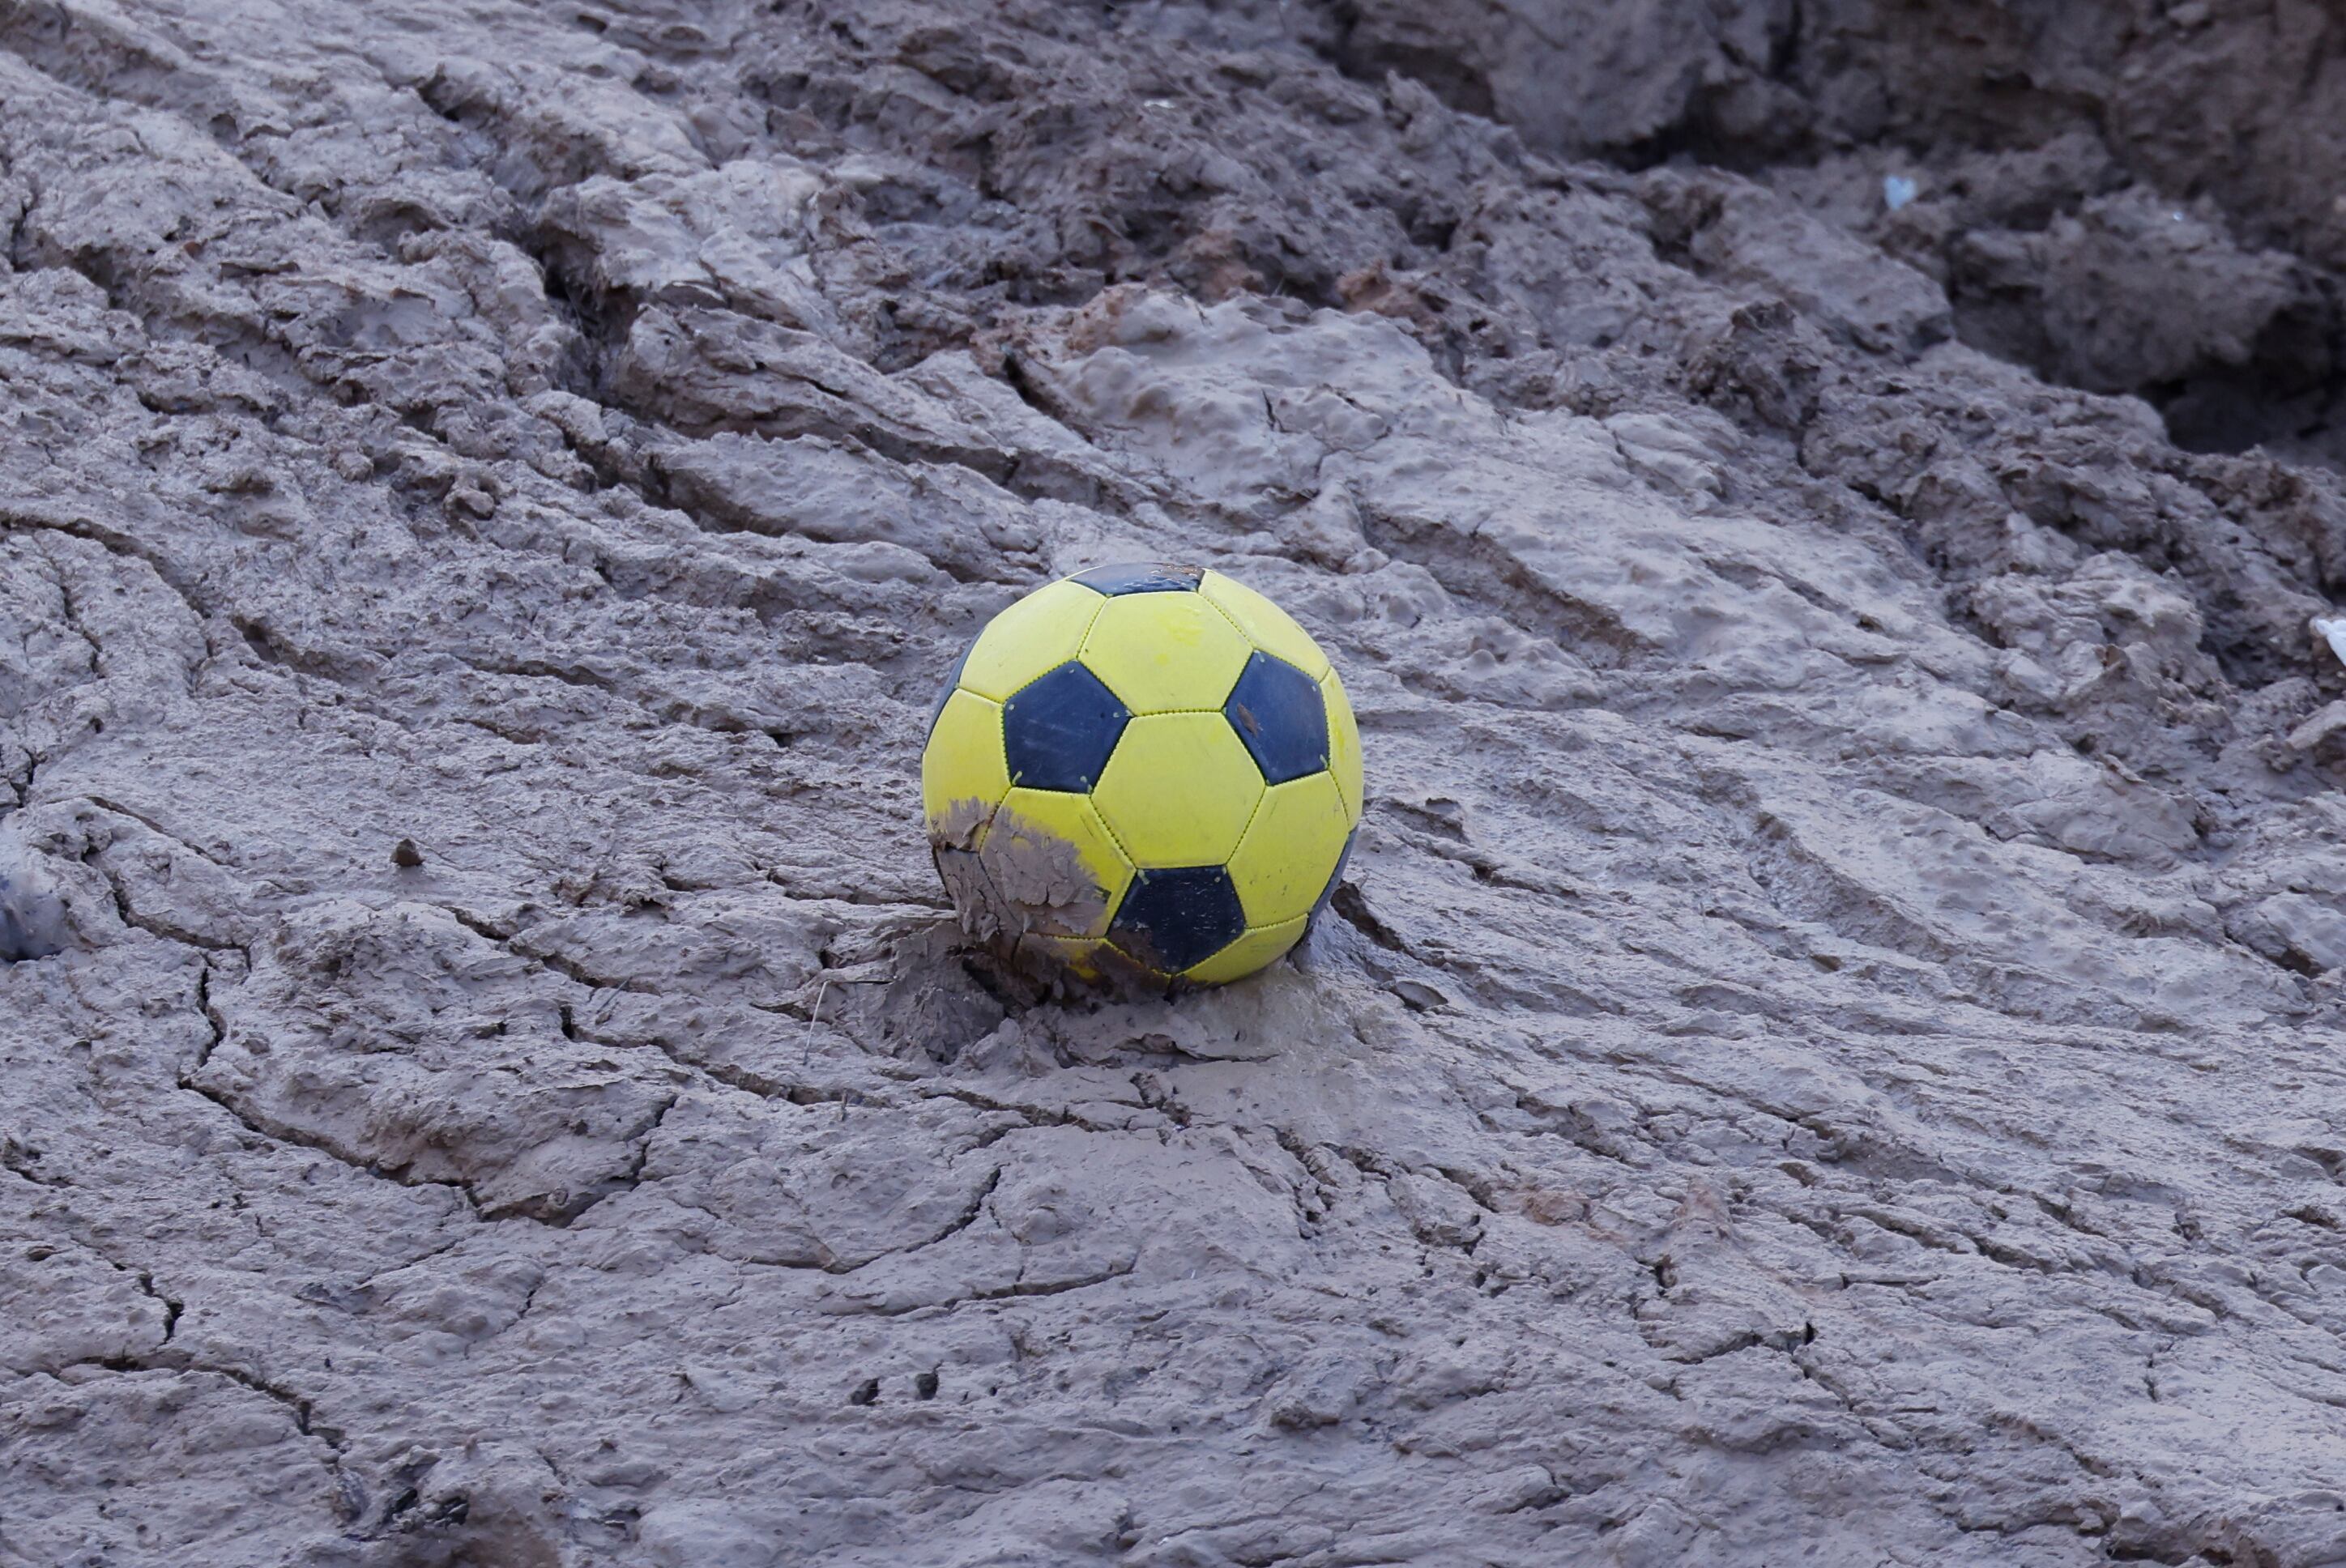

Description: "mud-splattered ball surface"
923 565 1361 985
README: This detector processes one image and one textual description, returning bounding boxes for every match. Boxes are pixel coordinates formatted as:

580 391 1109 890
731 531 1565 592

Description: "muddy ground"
9 1 2346 1563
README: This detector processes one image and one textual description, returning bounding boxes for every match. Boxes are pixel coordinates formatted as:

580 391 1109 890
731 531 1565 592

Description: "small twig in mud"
802 976 830 1062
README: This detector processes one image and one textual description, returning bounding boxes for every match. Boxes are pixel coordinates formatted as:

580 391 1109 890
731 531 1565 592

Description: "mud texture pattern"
10 2 2346 1565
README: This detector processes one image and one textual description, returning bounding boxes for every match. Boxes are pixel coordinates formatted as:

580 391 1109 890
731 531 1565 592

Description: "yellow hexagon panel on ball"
919 562 1362 987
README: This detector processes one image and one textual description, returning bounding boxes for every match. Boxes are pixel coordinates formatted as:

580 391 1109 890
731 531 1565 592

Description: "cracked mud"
10 2 2346 1565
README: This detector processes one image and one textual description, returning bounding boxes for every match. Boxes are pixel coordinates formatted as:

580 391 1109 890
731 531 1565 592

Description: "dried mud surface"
9 2 2346 1564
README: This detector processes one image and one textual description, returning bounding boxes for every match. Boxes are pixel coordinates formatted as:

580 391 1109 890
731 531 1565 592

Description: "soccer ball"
923 563 1363 987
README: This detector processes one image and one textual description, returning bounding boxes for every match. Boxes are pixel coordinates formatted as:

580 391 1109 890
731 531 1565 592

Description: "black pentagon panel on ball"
1002 661 1130 791
1071 561 1205 596
928 643 972 737
1110 865 1248 973
1222 650 1330 785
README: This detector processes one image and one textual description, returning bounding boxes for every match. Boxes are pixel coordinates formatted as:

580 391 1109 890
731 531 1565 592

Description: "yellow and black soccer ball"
923 563 1362 986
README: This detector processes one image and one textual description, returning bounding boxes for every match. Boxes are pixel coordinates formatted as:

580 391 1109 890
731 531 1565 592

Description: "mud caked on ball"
923 563 1363 986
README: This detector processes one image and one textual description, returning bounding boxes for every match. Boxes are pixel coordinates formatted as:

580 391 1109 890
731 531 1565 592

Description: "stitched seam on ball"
1094 765 1273 876
977 699 1010 849
1069 586 1116 663
1123 705 1261 717
1201 573 1329 680
1080 590 1259 880
1086 803 1162 968
962 585 1114 704
1219 784 1280 931
1320 669 1361 821
1196 583 1259 698
1089 791 1141 874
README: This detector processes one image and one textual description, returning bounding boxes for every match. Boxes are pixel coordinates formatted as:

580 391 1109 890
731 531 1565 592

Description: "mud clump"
10 2 2346 1566
930 798 1115 978
956 806 1112 943
1330 0 2346 462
